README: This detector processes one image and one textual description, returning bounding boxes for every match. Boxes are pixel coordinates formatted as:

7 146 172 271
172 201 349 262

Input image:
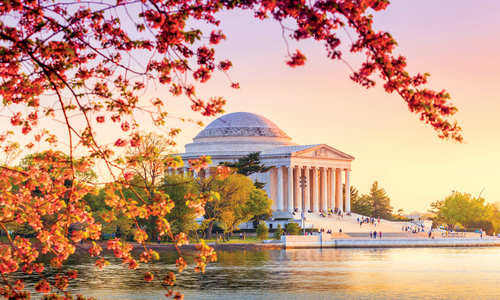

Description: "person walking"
369 231 373 239
373 231 377 239
379 231 382 239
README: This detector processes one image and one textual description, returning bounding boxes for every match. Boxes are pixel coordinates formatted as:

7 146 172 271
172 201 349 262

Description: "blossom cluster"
0 0 461 298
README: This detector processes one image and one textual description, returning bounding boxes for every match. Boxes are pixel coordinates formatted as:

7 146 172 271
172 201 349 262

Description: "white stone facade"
178 112 354 218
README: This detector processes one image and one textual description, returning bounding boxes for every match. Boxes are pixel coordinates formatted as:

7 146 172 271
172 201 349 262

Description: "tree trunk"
206 221 214 239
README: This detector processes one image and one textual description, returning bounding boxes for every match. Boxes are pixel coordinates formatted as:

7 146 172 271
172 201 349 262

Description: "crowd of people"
292 208 352 219
402 224 425 233
358 216 380 227
320 208 347 218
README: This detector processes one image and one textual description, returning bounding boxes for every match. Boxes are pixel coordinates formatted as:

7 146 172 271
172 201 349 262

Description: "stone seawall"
329 238 500 248
282 235 500 249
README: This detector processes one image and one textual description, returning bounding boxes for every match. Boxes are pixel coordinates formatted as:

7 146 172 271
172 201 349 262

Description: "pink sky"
2 1 497 214
166 1 500 212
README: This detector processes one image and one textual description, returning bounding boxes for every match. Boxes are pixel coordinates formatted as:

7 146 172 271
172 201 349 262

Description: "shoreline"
74 241 283 252
72 237 500 252
5 237 499 252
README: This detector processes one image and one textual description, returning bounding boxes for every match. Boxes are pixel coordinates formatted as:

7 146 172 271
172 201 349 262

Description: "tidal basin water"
22 247 500 299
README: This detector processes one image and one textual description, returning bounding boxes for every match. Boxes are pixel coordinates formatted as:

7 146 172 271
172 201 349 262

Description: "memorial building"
178 112 354 219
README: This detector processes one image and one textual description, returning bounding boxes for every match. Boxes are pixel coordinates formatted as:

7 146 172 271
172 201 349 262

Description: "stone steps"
302 213 415 233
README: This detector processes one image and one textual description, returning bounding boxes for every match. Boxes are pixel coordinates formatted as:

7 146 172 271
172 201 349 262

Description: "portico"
258 144 353 214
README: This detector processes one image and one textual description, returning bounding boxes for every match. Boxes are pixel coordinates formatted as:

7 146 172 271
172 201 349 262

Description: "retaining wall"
282 234 500 249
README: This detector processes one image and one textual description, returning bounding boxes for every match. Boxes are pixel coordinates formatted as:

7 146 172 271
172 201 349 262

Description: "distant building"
178 112 354 219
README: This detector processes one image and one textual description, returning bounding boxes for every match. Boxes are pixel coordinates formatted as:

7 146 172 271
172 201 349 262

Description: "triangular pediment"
292 144 354 160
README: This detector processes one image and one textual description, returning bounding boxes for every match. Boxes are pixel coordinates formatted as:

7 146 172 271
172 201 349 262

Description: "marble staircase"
298 211 414 234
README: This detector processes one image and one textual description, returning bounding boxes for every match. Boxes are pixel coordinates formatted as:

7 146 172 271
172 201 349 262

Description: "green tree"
350 186 360 203
431 192 492 232
256 222 269 240
351 186 373 216
221 152 271 189
162 174 200 235
125 132 178 196
349 182 394 219
352 195 373 216
368 181 393 219
273 224 284 240
99 212 135 239
200 174 272 238
213 174 254 234
83 189 135 239
286 222 301 235
246 188 273 222
490 203 500 235
123 133 184 241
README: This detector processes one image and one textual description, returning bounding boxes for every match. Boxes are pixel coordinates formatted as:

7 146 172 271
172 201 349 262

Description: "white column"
321 167 327 212
329 168 335 210
345 169 351 213
294 166 302 212
287 166 293 212
277 166 284 211
303 166 310 212
312 167 319 212
183 167 189 177
335 168 342 211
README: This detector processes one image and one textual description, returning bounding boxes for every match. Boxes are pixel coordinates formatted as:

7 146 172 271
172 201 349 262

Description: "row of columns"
275 165 351 213
168 167 205 178
169 164 351 213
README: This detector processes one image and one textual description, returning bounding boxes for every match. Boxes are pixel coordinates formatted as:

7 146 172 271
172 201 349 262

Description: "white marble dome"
195 112 290 139
185 112 295 155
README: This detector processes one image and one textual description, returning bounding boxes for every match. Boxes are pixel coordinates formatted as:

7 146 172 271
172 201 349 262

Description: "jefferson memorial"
179 112 354 218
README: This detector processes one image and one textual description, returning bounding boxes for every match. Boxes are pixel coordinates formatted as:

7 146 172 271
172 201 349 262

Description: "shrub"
468 220 494 236
256 222 269 240
286 222 301 235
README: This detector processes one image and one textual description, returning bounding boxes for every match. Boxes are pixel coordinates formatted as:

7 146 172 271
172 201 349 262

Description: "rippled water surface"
20 247 500 299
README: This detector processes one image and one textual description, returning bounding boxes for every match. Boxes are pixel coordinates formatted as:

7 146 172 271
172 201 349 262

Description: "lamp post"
300 174 307 235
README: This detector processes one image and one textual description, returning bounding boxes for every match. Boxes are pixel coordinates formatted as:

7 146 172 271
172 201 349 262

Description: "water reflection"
15 247 500 299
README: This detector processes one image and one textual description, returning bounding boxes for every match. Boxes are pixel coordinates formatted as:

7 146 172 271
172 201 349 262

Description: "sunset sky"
165 0 500 213
2 1 497 214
